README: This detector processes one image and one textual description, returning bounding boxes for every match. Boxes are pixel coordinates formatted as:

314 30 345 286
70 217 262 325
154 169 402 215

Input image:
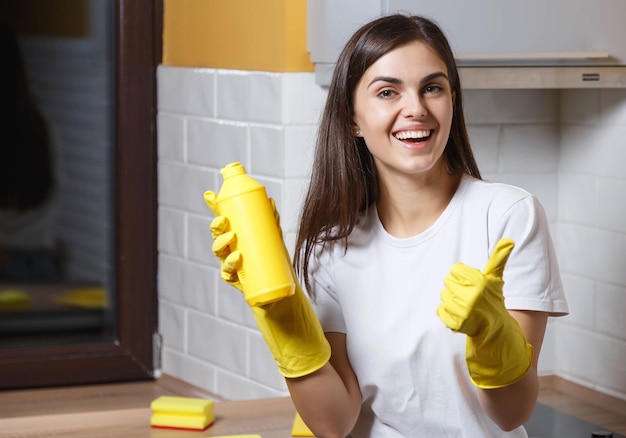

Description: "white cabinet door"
388 0 626 66
308 0 626 67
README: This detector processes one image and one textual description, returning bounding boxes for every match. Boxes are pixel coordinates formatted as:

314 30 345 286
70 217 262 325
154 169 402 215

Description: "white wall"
157 67 324 398
556 89 626 399
157 65 626 401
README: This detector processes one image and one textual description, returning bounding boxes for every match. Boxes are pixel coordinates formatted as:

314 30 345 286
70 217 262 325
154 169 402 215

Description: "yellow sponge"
292 412 315 436
150 396 215 431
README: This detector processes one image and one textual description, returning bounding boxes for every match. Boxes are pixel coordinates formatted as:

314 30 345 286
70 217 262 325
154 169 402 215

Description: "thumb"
204 191 219 216
482 238 514 278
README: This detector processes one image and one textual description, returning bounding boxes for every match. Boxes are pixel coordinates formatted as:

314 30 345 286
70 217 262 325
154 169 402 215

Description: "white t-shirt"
308 176 569 437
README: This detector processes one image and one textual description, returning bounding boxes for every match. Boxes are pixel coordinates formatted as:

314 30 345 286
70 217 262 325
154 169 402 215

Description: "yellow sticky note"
292 412 315 436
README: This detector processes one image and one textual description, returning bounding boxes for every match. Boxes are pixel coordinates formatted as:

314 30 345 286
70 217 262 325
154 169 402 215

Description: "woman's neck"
376 170 461 238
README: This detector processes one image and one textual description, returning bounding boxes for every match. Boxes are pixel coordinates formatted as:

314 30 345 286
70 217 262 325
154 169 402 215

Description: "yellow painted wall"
163 0 313 72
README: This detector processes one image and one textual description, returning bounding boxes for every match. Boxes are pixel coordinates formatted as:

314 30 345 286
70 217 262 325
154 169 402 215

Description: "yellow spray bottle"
208 162 295 306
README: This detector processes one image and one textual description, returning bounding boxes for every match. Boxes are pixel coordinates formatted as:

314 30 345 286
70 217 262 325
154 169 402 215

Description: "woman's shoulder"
463 176 533 205
309 207 377 263
458 176 543 225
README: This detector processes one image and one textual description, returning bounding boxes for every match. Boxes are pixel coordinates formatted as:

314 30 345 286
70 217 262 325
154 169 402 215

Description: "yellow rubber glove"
437 238 534 389
205 192 331 379
292 412 315 436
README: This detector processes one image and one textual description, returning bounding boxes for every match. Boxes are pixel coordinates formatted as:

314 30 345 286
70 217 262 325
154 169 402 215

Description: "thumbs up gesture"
437 239 534 389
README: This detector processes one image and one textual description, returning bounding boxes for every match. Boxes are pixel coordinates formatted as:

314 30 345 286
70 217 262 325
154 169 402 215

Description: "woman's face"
352 40 454 181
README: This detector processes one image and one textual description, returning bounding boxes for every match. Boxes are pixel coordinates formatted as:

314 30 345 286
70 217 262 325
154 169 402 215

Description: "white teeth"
395 130 431 140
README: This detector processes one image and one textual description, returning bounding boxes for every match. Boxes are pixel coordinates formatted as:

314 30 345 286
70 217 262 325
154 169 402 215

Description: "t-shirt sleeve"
491 194 569 316
306 247 347 333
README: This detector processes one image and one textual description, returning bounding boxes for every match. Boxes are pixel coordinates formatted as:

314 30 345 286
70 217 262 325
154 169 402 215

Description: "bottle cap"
221 162 245 179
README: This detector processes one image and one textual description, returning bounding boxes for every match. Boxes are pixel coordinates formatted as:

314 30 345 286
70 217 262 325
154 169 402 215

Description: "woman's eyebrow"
367 71 449 88
367 76 401 88
420 71 449 84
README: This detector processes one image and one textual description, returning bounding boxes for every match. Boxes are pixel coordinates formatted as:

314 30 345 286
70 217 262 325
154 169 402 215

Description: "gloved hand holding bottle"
437 238 534 389
204 162 331 379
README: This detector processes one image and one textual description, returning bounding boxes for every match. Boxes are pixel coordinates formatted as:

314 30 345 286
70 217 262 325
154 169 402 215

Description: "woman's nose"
402 93 427 119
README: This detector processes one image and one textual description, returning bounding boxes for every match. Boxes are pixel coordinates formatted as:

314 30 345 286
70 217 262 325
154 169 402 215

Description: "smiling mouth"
394 130 432 142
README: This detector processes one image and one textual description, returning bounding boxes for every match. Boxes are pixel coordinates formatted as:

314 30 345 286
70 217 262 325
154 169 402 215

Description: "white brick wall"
555 89 626 399
157 67 326 398
157 66 626 401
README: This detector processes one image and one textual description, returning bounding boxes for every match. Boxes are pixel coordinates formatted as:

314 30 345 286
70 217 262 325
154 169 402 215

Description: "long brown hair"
294 14 481 294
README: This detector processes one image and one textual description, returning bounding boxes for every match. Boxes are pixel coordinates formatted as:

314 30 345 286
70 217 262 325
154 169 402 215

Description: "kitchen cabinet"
307 0 626 88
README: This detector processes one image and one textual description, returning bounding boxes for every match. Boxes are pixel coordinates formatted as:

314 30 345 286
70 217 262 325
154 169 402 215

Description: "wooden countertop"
2 374 624 437
0 396 298 438
0 375 301 438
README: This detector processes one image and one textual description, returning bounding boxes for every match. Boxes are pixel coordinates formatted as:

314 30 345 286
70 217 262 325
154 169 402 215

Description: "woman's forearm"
286 332 361 438
477 364 539 431
287 363 360 438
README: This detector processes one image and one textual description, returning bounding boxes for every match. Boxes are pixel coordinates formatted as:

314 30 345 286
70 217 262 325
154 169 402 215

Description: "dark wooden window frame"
0 0 162 389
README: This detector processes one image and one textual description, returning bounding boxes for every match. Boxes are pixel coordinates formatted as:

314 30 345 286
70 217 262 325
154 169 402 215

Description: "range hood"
458 66 626 89
308 0 626 89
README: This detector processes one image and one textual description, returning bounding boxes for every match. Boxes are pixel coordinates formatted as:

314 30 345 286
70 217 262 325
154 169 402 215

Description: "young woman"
207 13 568 437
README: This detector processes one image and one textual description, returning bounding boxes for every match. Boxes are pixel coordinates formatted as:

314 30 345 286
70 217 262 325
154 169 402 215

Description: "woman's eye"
424 85 443 95
377 89 396 98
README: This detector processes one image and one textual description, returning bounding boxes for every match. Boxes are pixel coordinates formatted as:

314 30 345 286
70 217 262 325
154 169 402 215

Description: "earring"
355 129 361 136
